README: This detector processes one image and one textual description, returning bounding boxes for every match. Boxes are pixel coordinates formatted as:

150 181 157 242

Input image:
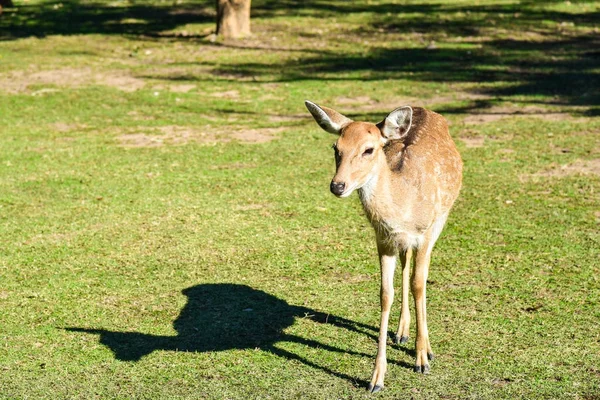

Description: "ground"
0 0 599 399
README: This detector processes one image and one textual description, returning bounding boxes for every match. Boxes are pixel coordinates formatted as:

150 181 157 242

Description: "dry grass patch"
168 84 197 93
117 125 285 148
460 136 486 148
210 90 240 99
463 105 584 125
528 159 600 179
230 128 285 143
0 67 146 93
234 203 270 211
51 122 88 133
209 162 257 170
267 114 306 123
333 92 491 113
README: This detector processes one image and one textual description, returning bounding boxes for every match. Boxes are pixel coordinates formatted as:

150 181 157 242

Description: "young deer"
305 101 462 393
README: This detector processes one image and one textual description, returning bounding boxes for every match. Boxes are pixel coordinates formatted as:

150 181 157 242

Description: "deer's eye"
362 148 374 156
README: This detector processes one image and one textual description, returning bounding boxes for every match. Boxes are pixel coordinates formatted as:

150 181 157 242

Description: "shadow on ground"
1 1 598 111
66 283 413 387
0 0 215 39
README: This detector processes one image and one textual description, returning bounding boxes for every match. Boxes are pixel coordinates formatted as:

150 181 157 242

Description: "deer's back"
384 107 463 215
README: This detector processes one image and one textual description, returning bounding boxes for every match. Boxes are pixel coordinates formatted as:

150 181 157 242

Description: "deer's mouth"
337 183 358 198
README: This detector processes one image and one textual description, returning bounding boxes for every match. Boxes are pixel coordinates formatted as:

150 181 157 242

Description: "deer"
305 100 463 393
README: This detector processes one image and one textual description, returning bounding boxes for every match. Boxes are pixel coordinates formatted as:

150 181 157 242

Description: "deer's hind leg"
411 214 448 374
412 243 433 374
393 247 412 345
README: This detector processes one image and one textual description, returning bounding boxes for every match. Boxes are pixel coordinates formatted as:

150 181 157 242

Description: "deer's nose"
330 181 346 196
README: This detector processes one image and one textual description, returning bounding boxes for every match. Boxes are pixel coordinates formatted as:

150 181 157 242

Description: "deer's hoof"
393 335 409 345
414 363 430 374
367 383 383 394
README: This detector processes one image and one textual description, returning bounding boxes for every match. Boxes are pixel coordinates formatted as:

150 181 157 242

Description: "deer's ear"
305 100 353 135
379 106 413 141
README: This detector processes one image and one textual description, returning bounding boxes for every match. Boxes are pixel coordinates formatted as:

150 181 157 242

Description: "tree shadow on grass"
65 283 413 388
3 1 597 110
0 0 215 40
201 32 599 110
0 0 415 40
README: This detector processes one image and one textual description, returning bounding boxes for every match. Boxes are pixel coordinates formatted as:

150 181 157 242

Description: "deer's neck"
357 156 391 212
357 155 423 249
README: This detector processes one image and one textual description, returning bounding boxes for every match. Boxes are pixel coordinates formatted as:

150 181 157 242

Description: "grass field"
1 0 599 398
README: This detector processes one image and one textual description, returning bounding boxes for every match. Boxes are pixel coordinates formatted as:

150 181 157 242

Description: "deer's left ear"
378 106 413 141
305 100 353 135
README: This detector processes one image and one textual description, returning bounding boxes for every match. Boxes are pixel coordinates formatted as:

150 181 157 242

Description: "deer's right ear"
305 100 353 135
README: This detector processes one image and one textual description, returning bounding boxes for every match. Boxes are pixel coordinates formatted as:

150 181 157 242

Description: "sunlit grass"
0 0 599 398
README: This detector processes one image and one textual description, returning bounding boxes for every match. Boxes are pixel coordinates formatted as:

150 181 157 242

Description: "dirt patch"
464 105 583 125
460 137 485 148
531 159 600 178
230 128 284 143
127 111 156 121
330 97 585 124
259 93 283 101
143 66 211 80
267 114 306 123
332 272 372 283
334 96 417 113
117 125 285 148
31 88 61 96
336 96 373 105
210 90 239 99
0 67 145 93
464 113 506 125
491 378 513 387
234 203 268 211
51 122 88 133
496 148 515 161
497 148 515 154
169 84 196 93
100 73 145 92
333 92 492 113
118 133 166 148
209 162 257 170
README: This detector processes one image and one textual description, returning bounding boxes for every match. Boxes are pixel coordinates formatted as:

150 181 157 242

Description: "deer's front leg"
368 241 396 393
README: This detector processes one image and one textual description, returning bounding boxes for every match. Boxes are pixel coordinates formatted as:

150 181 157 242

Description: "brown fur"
363 107 463 248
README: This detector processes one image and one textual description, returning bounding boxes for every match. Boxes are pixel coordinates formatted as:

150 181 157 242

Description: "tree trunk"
216 0 251 39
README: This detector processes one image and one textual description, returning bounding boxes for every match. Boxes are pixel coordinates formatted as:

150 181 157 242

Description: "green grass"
1 0 600 398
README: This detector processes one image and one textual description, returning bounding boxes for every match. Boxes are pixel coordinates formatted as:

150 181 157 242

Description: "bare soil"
463 105 584 125
0 67 146 93
117 125 285 148
168 84 197 93
51 122 88 133
210 90 240 99
460 137 486 148
530 159 600 178
209 162 257 170
267 114 306 123
333 92 491 113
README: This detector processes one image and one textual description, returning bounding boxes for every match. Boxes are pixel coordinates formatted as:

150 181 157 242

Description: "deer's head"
305 101 413 197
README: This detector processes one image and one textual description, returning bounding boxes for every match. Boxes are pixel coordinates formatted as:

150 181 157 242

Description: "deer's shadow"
66 284 413 386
